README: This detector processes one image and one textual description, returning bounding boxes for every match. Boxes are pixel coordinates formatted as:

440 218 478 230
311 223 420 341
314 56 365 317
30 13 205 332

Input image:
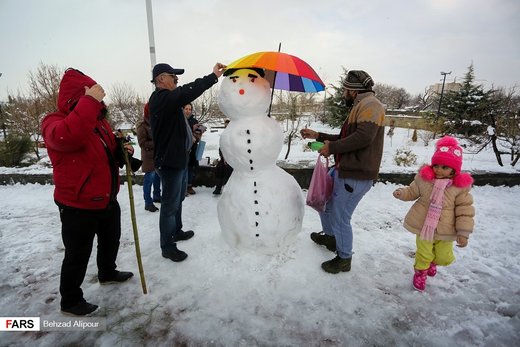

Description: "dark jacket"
187 115 200 167
318 92 385 180
149 73 218 169
41 68 120 209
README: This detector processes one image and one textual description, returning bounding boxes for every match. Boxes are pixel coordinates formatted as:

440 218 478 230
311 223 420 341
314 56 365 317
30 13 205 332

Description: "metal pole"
437 71 451 117
146 0 157 74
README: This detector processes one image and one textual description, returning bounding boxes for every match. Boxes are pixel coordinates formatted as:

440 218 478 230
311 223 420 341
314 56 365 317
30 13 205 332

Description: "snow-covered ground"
0 122 519 346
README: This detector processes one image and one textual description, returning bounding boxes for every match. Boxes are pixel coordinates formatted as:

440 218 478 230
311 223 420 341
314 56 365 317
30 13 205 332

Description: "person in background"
41 68 134 316
393 136 475 292
149 62 225 262
213 119 233 195
136 102 161 212
183 103 205 195
301 70 385 274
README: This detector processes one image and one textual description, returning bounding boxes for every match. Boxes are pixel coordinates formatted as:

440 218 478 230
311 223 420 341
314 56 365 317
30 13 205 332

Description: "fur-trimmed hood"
419 165 473 188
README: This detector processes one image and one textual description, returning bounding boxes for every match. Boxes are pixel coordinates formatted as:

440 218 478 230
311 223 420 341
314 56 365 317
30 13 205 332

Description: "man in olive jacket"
301 70 385 274
149 62 225 262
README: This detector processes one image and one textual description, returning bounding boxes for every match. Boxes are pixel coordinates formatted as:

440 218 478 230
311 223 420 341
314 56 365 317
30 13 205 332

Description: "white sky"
1 0 519 101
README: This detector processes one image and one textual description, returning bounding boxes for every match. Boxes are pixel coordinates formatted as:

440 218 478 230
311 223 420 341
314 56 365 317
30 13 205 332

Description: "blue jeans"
156 166 187 253
319 171 372 259
143 171 161 205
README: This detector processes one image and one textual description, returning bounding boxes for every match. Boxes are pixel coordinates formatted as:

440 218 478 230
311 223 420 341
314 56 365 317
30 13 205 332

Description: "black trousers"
58 201 121 309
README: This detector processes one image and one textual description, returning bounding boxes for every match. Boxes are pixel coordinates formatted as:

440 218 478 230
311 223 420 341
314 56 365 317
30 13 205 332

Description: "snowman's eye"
230 76 238 83
248 73 258 83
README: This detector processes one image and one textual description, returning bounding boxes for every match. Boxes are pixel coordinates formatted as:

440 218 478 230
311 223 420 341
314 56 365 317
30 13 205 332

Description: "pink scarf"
420 178 452 242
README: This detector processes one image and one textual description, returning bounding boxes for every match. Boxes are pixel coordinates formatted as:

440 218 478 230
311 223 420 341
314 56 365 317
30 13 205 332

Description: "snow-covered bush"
393 147 417 167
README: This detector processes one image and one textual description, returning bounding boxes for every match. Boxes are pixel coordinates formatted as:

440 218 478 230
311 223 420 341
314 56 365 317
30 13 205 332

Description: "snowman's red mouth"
239 89 245 95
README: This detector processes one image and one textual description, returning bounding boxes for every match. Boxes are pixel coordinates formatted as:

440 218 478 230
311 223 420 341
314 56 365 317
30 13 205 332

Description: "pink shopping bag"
306 155 333 212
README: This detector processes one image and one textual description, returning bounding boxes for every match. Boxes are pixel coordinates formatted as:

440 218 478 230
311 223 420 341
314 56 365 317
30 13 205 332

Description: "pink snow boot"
427 262 437 277
413 269 428 292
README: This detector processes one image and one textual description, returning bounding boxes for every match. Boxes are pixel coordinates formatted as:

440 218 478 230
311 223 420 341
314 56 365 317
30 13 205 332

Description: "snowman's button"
255 211 259 215
254 181 257 186
254 200 258 204
255 234 259 237
247 139 251 144
247 149 251 153
246 130 250 134
254 190 257 194
250 167 254 170
255 222 259 227
249 159 253 164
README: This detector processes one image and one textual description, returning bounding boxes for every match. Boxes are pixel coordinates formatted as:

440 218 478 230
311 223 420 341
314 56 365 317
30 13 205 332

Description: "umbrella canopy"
225 51 325 93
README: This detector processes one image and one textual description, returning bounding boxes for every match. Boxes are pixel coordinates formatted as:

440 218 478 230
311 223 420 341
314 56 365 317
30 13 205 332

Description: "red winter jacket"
41 69 120 209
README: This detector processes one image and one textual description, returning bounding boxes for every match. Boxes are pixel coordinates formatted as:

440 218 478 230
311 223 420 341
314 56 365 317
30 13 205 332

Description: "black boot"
162 246 188 262
61 300 98 316
310 232 336 252
172 230 194 242
321 256 352 274
213 186 222 195
98 270 134 284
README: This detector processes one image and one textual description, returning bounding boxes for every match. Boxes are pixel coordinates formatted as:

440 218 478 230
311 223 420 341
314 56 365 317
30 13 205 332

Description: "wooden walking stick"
121 141 148 294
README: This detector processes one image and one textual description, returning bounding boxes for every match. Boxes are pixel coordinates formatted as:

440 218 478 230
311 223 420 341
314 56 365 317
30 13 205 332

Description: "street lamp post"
437 71 451 117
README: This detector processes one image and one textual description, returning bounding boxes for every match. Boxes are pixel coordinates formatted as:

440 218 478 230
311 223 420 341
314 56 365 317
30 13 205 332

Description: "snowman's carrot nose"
239 89 245 95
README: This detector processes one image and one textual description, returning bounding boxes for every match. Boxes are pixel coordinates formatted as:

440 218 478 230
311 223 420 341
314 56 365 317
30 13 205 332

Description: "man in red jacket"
41 68 134 316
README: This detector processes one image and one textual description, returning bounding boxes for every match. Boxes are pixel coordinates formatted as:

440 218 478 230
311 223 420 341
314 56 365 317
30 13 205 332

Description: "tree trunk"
284 133 292 160
490 134 503 166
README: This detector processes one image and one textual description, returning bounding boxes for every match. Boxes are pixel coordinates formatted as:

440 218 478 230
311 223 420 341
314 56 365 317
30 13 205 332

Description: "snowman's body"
217 68 304 254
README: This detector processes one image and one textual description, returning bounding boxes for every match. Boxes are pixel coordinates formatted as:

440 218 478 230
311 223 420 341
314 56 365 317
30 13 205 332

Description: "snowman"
217 68 304 254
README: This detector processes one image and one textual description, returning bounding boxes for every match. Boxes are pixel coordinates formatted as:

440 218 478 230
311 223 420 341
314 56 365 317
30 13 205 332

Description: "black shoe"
145 204 159 212
310 232 336 252
321 256 352 274
162 249 188 262
61 300 98 316
213 187 222 195
172 230 194 242
98 271 134 284
153 197 161 203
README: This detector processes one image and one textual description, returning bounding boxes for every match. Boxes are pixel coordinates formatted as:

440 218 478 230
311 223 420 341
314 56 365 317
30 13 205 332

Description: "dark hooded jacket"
148 73 218 169
41 68 120 209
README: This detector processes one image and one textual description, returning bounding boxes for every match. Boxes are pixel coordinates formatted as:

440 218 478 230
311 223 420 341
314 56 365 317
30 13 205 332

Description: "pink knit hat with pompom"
431 136 463 174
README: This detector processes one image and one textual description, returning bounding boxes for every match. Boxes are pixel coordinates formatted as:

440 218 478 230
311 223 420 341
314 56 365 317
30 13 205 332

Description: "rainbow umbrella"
225 51 325 93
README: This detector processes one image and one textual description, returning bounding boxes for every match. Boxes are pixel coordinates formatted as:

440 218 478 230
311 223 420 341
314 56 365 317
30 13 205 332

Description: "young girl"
393 136 475 291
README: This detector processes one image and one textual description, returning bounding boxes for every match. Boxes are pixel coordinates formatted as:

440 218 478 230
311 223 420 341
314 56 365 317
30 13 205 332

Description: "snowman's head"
218 68 271 120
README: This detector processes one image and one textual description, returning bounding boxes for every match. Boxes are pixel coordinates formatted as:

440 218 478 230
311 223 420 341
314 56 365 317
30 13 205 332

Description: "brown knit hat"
343 70 374 91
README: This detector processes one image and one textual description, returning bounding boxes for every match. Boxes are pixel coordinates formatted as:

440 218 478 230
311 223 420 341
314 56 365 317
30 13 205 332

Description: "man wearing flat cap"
149 62 226 262
301 70 385 274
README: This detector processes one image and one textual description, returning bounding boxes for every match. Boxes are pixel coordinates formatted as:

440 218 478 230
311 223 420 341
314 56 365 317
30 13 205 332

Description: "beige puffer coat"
396 165 475 241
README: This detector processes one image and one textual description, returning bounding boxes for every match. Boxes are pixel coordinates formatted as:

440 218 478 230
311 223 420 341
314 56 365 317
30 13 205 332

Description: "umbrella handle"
267 42 282 117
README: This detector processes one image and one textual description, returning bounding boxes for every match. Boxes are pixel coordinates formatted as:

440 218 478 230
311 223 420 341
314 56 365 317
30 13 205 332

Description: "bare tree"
108 82 145 130
4 93 45 159
4 63 64 159
282 94 303 160
374 83 411 109
27 62 63 113
192 86 224 123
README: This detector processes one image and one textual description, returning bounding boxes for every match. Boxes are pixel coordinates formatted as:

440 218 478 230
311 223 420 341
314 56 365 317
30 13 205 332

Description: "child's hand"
393 188 402 198
456 236 468 248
